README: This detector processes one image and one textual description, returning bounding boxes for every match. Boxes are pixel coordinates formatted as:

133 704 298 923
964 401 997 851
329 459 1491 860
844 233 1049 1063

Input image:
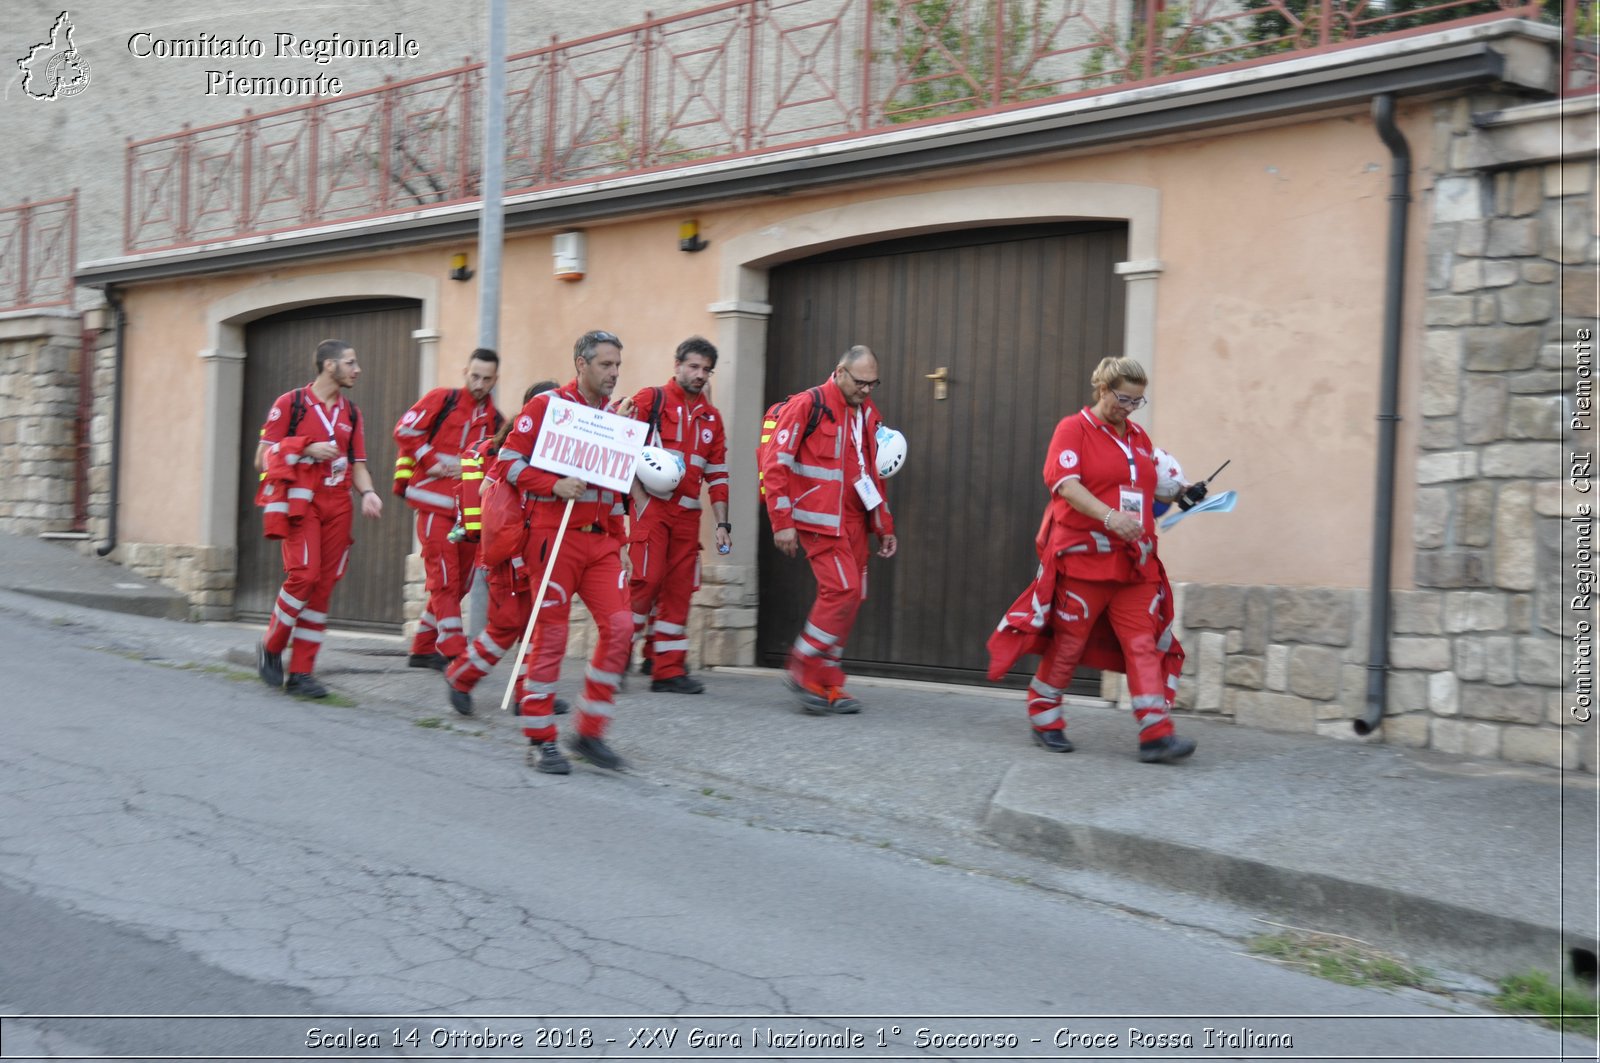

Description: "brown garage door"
235 299 421 630
759 223 1128 686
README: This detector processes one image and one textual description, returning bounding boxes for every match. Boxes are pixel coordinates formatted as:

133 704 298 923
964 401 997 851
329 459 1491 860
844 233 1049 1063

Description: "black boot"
1139 734 1197 763
256 641 284 689
284 673 329 699
1032 728 1074 753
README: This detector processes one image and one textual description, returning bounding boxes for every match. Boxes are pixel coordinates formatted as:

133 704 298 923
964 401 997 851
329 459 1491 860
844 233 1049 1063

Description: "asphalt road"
0 607 1582 1061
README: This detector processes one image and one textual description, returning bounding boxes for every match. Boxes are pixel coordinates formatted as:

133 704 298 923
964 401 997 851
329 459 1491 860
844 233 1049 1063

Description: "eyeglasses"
841 368 881 390
1111 391 1147 409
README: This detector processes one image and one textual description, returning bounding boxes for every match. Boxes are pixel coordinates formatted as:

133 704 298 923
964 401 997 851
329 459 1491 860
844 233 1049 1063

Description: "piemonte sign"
530 397 647 493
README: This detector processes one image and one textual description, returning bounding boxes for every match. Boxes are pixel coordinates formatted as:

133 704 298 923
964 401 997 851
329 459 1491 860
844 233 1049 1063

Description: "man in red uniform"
255 340 384 698
760 345 897 715
491 330 636 773
393 347 504 670
625 336 730 695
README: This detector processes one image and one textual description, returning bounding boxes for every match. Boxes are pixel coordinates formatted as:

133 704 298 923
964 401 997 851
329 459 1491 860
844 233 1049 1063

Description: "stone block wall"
1174 583 1579 769
116 542 235 621
402 552 427 643
689 562 759 667
562 559 759 669
85 316 115 548
0 314 86 536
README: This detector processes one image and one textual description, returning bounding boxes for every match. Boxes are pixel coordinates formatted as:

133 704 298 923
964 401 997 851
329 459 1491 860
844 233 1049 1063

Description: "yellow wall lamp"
449 252 474 281
679 220 708 253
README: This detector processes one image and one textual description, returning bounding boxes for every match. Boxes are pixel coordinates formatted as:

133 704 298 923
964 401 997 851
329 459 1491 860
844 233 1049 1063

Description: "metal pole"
468 0 508 639
477 0 507 350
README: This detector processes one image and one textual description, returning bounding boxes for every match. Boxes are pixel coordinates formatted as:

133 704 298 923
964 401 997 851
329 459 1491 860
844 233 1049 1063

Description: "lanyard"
850 410 869 477
311 396 341 443
1083 410 1137 484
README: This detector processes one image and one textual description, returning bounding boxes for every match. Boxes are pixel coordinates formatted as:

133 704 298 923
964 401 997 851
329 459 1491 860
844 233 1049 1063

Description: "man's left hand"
714 525 732 553
620 547 634 582
610 396 636 418
876 533 898 559
361 491 383 519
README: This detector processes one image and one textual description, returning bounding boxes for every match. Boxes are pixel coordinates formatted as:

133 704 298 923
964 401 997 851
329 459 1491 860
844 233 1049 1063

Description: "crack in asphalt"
0 716 814 1017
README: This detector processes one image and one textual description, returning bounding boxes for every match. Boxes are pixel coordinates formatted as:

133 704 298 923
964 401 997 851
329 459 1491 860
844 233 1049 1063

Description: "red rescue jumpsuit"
626 380 728 681
393 387 501 660
491 381 633 742
258 387 367 676
1028 407 1176 743
760 378 894 692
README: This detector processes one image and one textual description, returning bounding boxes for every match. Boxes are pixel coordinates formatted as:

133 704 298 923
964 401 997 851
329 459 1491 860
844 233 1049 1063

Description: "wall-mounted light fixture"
554 231 587 282
679 219 708 253
449 252 474 282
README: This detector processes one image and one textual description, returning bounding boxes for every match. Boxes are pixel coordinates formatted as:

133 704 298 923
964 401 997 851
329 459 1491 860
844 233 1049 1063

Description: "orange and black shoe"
823 687 863 714
787 675 833 715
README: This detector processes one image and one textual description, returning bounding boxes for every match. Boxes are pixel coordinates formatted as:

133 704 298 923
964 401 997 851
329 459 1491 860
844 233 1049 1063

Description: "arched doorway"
757 222 1128 685
234 299 421 630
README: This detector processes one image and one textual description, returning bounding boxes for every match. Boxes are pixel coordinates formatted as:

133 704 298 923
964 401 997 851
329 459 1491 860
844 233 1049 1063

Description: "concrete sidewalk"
3 531 1595 984
0 533 188 620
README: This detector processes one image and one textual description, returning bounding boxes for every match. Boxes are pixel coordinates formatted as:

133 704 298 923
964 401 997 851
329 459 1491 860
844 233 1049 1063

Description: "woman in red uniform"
991 356 1196 763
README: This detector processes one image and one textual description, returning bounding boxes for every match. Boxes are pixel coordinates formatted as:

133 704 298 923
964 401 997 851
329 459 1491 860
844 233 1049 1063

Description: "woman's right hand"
1106 511 1143 541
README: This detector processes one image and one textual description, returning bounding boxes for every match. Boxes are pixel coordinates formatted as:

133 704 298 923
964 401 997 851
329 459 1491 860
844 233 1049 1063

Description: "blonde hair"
1090 356 1148 395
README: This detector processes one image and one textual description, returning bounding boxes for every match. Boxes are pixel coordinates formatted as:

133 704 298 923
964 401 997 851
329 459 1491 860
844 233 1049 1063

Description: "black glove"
1178 481 1209 511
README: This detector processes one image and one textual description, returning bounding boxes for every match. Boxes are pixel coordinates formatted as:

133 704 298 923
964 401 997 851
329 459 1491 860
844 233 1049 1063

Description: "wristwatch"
716 522 733 532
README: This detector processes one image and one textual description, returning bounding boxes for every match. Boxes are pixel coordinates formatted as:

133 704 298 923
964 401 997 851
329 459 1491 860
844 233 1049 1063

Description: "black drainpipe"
1354 93 1411 736
96 285 125 558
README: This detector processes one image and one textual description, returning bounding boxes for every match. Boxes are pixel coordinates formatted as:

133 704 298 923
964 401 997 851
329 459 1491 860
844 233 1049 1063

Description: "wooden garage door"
235 299 421 630
759 223 1128 685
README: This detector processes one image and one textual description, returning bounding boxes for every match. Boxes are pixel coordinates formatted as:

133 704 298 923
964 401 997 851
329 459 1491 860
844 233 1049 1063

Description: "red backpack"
756 387 832 499
477 471 528 568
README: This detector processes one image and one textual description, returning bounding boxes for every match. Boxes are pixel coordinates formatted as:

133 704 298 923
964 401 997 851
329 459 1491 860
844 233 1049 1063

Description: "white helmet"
1153 446 1185 502
636 446 685 497
875 425 907 479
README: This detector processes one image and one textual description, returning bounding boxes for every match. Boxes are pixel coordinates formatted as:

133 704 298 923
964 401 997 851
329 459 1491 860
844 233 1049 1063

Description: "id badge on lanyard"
854 474 884 510
1119 485 1143 520
1098 419 1140 521
314 401 348 487
850 412 883 510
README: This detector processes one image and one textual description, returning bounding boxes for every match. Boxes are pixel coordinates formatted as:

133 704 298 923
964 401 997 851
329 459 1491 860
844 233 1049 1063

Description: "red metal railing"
124 0 1557 253
0 193 77 311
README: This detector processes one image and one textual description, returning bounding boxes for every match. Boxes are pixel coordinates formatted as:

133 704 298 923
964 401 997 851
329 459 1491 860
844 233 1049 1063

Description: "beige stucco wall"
1143 110 1433 589
113 100 1436 591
